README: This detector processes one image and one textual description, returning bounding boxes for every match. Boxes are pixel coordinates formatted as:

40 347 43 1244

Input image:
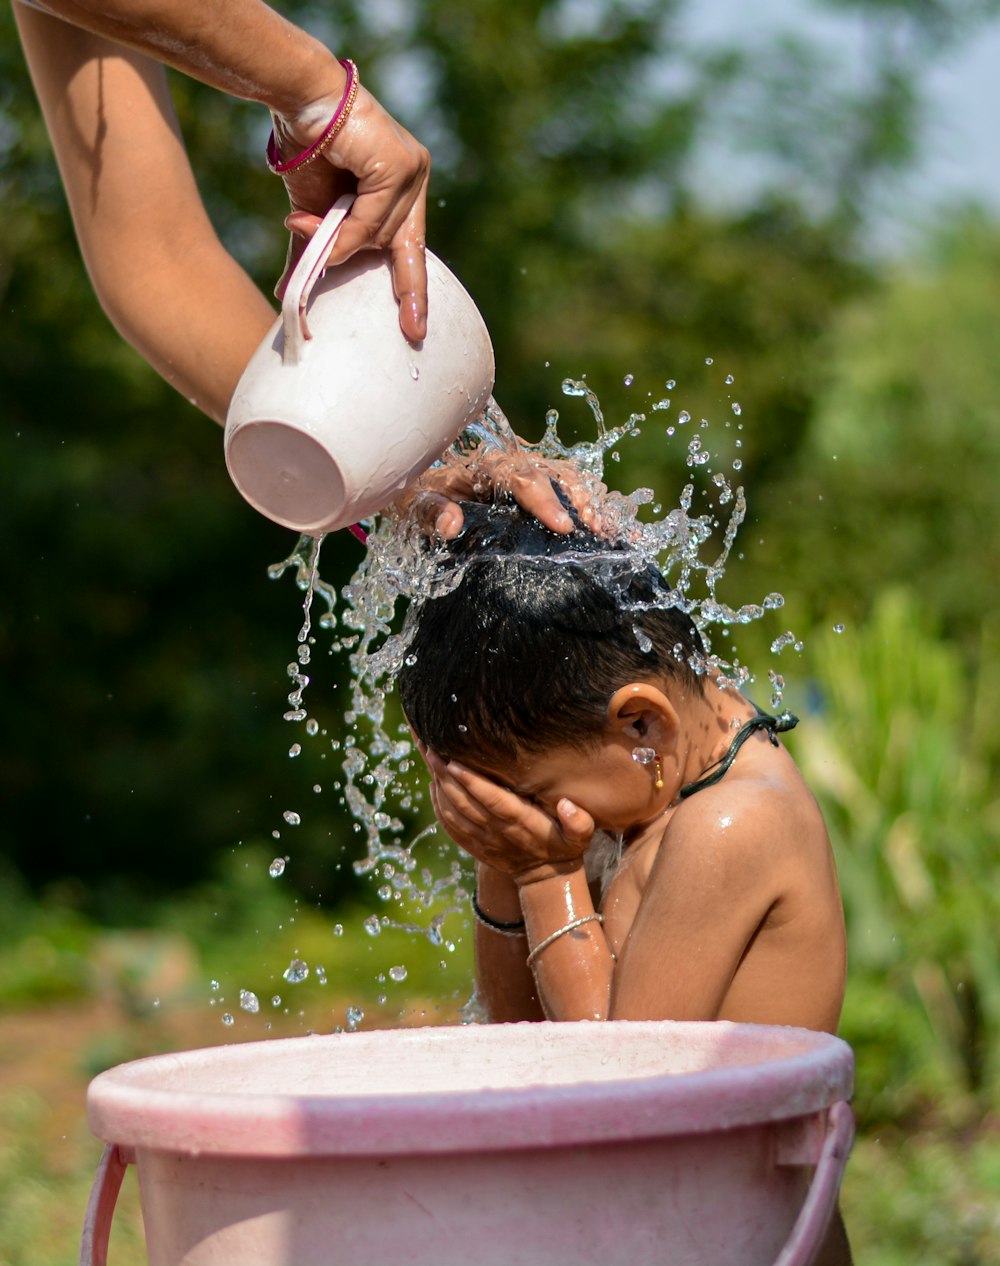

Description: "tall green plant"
791 590 1000 1125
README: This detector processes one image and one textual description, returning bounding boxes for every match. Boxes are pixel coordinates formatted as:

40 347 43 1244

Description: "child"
399 498 851 1262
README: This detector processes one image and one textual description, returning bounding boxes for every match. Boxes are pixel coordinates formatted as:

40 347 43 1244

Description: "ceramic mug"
224 196 495 534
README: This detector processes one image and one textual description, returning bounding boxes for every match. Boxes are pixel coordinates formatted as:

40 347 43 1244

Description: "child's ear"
606 683 680 752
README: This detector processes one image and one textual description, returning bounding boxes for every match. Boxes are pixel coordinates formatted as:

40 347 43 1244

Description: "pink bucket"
81 1020 853 1266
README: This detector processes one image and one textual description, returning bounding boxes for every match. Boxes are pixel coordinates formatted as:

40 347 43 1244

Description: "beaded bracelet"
266 58 360 175
526 913 604 968
471 891 527 937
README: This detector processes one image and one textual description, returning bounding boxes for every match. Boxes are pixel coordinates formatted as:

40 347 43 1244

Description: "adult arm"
19 0 430 340
14 2 276 423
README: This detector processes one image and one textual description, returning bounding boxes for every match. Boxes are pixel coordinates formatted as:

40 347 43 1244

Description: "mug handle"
280 193 357 367
79 1143 134 1266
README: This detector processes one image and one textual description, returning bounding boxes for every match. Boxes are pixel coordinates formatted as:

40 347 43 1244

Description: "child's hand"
423 750 595 884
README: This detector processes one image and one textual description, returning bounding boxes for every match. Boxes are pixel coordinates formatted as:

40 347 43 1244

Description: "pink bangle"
266 58 360 174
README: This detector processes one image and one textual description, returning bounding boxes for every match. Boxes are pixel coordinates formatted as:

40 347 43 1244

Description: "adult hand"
402 449 608 540
422 749 595 885
273 80 430 343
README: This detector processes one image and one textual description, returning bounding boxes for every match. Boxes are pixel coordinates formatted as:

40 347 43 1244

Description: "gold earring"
654 757 664 790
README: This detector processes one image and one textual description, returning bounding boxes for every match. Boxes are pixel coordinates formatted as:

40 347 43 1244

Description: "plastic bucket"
81 1020 853 1266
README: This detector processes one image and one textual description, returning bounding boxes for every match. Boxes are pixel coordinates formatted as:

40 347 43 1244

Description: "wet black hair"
396 498 706 769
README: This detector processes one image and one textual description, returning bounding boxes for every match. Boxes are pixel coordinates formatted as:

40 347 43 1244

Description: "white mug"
225 196 495 534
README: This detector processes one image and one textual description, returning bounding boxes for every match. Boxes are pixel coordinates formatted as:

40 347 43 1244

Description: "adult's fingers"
405 488 465 540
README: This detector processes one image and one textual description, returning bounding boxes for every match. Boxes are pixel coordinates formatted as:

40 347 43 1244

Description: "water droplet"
732 458 743 471
283 959 309 984
221 1012 234 1027
305 718 319 737
404 653 418 666
332 923 344 937
346 1006 365 1031
725 374 734 385
363 914 382 937
833 623 846 634
239 989 260 1014
210 979 220 992
410 364 420 380
269 857 286 878
271 995 282 1007
770 631 797 654
283 708 307 722
652 397 670 410
623 373 634 386
678 410 690 425
632 746 656 766
633 626 653 653
283 810 301 826
665 378 676 389
705 356 714 365
731 402 742 416
288 743 302 759
389 965 408 982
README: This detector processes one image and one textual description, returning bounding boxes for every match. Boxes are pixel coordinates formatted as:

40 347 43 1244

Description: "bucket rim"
87 1019 853 1159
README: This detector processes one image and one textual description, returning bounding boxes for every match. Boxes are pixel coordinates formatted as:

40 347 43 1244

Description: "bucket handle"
772 1100 855 1266
79 1143 134 1266
280 193 356 367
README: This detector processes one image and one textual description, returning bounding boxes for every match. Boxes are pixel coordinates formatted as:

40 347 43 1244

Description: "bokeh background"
2 1 999 1261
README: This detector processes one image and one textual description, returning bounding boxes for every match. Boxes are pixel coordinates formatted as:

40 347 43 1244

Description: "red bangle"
266 58 360 174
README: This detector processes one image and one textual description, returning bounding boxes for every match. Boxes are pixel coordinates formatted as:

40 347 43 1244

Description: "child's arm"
472 863 545 1022
14 2 276 424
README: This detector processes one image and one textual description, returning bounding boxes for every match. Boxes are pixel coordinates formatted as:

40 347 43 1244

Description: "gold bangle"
526 913 603 969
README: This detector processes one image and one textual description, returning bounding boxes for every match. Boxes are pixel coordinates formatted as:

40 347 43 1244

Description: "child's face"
489 733 661 836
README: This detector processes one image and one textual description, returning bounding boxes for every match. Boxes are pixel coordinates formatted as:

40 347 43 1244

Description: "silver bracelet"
525 913 604 969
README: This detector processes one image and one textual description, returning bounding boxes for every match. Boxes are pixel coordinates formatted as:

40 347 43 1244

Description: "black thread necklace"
677 705 799 800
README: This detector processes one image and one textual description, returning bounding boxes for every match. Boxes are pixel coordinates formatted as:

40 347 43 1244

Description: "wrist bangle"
266 58 360 174
472 890 526 936
526 913 603 968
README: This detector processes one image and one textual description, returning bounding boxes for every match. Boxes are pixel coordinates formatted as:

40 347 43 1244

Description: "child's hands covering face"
422 750 595 885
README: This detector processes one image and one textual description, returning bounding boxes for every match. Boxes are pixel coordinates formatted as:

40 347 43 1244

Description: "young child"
398 498 847 1033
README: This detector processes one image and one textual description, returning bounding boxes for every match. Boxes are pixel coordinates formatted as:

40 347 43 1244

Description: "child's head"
397 499 706 789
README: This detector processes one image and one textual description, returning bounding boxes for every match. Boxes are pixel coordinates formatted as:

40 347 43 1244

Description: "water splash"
269 378 791 952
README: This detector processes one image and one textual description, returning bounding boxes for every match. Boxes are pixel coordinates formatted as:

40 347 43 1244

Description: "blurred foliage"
6 0 997 904
791 591 1000 1127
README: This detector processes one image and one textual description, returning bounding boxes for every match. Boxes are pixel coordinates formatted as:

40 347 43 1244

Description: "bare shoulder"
649 750 834 911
